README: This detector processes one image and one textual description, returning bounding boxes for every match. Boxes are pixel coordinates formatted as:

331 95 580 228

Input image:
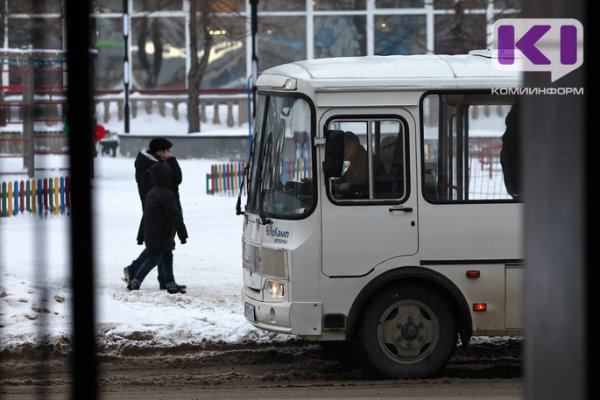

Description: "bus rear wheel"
360 283 457 378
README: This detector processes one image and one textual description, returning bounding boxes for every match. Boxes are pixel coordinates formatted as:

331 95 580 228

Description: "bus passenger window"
374 125 406 200
421 93 520 203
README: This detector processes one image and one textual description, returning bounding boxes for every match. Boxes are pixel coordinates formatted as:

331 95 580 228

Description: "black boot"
165 282 186 294
123 266 132 284
127 279 141 291
161 283 187 291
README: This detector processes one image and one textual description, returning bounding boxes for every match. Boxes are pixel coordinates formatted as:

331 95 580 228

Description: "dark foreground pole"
523 1 589 399
64 0 98 399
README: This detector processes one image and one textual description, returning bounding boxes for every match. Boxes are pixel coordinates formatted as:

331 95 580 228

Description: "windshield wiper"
236 138 255 216
256 133 273 225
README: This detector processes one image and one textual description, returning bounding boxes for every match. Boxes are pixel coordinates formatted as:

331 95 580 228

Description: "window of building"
258 16 306 71
421 92 520 203
92 0 122 13
376 0 424 8
7 17 62 50
258 0 305 11
133 0 183 11
314 15 366 58
434 14 486 55
93 17 124 90
211 0 247 13
7 0 62 13
131 16 186 89
194 15 247 88
314 0 366 11
434 0 488 9
375 15 427 55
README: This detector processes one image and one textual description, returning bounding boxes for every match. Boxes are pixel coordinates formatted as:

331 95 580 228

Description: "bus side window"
375 132 405 199
422 93 518 202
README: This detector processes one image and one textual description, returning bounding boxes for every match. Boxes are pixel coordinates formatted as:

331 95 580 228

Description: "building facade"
1 0 520 91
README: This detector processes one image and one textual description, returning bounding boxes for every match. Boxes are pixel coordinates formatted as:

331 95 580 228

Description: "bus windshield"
246 93 314 219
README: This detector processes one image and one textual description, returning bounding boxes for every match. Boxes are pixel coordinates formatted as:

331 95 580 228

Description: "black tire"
359 283 457 378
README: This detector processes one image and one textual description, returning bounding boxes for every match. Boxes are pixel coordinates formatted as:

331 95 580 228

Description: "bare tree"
187 0 213 133
187 0 246 134
136 16 164 88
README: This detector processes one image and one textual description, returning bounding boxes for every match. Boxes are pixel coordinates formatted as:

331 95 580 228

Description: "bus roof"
257 52 521 91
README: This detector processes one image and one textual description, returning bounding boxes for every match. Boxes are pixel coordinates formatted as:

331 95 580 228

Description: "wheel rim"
377 299 439 364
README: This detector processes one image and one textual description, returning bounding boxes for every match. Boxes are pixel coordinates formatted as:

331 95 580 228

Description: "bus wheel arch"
347 267 473 377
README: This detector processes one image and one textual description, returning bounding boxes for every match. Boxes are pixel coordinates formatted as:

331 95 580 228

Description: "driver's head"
343 131 362 158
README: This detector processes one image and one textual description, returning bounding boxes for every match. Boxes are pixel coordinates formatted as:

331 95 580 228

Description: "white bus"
240 51 523 378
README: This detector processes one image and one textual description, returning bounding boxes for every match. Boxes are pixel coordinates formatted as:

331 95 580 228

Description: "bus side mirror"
323 130 344 178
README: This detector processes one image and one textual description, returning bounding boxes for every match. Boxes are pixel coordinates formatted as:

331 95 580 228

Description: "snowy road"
1 337 522 399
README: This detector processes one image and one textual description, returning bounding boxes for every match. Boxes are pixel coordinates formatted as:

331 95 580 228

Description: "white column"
425 1 434 54
366 0 375 56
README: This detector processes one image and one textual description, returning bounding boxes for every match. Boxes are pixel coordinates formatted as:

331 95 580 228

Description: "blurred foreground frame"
65 0 98 399
522 1 590 400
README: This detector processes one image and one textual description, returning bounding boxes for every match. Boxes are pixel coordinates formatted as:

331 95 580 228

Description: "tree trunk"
187 1 213 134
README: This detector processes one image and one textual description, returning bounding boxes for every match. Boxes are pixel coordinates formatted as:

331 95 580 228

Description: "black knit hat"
148 138 173 152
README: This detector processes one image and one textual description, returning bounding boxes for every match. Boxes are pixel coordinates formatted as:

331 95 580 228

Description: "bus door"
320 110 418 277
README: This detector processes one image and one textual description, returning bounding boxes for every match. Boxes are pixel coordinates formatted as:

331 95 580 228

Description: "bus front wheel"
360 283 457 378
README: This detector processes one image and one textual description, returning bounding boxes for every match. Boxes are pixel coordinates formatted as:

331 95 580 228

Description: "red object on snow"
94 124 107 141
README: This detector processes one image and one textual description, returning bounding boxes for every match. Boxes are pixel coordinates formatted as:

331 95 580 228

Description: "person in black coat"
500 103 521 200
123 138 186 291
127 162 188 293
135 138 182 213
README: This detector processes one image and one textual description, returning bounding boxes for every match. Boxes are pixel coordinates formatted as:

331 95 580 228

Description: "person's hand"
180 238 187 244
160 149 173 160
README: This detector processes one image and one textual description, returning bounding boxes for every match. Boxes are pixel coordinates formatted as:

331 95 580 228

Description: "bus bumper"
243 294 322 335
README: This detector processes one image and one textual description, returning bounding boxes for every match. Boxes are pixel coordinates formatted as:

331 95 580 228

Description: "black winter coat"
143 163 188 253
500 104 520 198
134 150 183 243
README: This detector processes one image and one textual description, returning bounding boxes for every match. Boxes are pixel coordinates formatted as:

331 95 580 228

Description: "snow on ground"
0 155 290 352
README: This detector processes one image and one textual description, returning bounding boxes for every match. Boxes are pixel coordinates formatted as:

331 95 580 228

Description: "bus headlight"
266 280 285 298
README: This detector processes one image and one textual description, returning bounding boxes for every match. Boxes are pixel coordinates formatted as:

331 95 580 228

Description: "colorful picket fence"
282 157 310 182
206 162 245 195
0 176 71 217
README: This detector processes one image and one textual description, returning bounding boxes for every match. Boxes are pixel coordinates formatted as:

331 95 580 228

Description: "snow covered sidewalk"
0 156 290 353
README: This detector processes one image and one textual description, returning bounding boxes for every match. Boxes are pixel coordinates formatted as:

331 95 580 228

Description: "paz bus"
239 51 523 378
